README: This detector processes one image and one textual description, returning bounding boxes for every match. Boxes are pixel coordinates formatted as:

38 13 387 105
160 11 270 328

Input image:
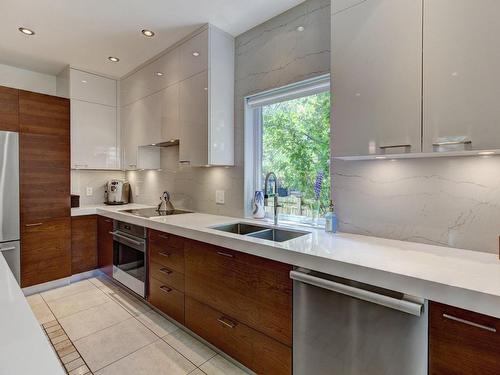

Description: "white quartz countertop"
0 255 65 375
85 204 500 319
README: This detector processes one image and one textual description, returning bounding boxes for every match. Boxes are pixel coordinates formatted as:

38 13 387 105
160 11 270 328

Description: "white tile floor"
27 276 252 375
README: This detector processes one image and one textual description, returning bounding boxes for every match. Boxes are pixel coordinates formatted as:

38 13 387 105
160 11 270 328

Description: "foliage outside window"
258 89 331 225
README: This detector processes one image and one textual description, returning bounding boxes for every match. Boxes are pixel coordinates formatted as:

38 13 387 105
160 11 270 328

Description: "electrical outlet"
216 190 225 204
86 187 93 196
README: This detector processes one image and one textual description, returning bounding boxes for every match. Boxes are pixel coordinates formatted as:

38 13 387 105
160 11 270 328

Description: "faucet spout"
264 172 282 226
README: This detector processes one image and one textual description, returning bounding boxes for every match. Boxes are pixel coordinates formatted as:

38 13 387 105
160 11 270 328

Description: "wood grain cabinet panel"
186 296 291 375
97 216 114 277
149 277 185 324
21 217 71 287
149 229 185 272
184 239 293 346
429 301 500 374
150 261 184 292
0 85 19 132
19 90 70 224
71 215 97 274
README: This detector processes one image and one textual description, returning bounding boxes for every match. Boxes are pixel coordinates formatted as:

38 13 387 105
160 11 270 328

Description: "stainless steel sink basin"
211 223 268 235
212 222 309 243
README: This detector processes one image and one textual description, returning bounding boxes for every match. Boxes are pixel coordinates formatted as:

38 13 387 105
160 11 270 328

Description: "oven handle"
110 231 145 248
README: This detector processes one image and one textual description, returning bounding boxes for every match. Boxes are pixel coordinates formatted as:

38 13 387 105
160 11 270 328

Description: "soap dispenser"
325 200 337 233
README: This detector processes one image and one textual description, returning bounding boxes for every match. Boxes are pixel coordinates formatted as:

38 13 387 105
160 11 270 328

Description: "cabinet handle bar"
443 313 497 333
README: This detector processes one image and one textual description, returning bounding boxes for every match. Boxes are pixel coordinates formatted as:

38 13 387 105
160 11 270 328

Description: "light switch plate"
86 187 93 196
216 190 225 204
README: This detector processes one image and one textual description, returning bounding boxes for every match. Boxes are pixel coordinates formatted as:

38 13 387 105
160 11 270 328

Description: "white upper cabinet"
58 68 120 169
69 69 116 107
423 0 500 153
332 0 422 157
119 24 234 168
71 101 118 169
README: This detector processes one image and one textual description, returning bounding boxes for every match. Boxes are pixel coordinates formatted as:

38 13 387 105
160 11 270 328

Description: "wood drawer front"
429 301 500 374
149 232 184 272
186 296 291 375
150 261 184 292
0 85 19 132
21 217 71 287
185 239 292 346
71 215 97 275
149 276 185 324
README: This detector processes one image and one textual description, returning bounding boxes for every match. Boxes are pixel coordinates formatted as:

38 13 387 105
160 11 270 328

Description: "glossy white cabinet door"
179 71 209 166
423 0 500 153
160 83 180 142
71 100 118 169
70 69 116 107
332 0 422 157
179 29 209 81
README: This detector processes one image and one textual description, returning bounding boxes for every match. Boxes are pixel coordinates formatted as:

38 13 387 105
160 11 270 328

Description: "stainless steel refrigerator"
0 131 20 283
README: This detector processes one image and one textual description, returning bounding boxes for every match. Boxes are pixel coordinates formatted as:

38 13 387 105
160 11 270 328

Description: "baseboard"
22 269 103 296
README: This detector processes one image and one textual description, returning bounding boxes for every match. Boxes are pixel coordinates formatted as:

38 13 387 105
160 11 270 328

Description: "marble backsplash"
333 156 500 254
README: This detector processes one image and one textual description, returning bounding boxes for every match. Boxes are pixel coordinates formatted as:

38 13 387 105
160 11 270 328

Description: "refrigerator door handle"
0 246 16 252
290 270 423 317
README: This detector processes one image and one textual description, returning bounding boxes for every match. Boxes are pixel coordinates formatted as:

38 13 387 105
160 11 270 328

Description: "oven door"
112 231 146 297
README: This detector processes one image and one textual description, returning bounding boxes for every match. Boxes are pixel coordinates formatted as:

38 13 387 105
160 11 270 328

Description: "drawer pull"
217 251 234 258
160 285 173 293
217 316 237 329
158 234 169 239
25 223 43 227
443 313 497 333
105 219 112 223
159 251 171 257
159 267 173 275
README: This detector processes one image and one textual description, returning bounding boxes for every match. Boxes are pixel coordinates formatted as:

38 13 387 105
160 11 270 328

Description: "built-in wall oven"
111 221 147 298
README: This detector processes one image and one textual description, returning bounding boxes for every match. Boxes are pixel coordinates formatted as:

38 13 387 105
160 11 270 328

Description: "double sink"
212 222 309 243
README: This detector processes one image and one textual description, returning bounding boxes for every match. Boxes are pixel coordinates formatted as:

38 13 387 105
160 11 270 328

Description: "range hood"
152 139 179 147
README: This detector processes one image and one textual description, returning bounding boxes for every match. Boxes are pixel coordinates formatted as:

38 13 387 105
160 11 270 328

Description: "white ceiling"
0 0 305 78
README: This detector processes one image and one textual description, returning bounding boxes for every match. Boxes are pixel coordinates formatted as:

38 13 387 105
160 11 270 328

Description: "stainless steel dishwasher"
291 269 428 375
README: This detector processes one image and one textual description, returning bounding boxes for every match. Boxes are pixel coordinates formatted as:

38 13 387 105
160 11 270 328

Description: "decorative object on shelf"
252 190 266 219
312 171 324 226
325 200 337 233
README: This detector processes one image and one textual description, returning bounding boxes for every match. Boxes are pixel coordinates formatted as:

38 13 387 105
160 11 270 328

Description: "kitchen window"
245 75 331 226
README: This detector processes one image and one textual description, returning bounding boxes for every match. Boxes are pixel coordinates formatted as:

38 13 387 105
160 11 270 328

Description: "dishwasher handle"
290 270 423 317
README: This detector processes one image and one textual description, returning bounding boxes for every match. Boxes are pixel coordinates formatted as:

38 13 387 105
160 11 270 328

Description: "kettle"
157 191 175 213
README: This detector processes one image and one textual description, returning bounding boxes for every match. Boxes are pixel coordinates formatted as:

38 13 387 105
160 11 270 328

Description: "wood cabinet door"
71 215 97 275
149 276 185 324
332 0 422 157
21 217 71 287
0 85 19 132
186 296 291 375
97 216 114 277
185 239 293 346
423 0 500 153
429 301 500 374
19 91 70 223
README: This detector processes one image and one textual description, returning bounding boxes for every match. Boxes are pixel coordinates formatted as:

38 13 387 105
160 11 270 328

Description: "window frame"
243 74 331 222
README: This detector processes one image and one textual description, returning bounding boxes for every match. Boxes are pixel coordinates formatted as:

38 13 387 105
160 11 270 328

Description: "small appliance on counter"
71 194 80 208
104 179 130 205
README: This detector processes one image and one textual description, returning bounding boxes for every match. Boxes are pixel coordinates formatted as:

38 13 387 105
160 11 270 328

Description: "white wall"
0 63 57 95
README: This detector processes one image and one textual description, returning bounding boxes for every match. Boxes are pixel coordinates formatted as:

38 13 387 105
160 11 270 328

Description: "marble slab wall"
127 0 331 217
333 156 500 254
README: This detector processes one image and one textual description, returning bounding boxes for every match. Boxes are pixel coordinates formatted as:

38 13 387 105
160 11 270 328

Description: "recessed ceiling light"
19 27 35 35
156 72 164 76
478 151 495 155
108 56 120 62
142 29 155 37
296 26 305 32
192 52 200 57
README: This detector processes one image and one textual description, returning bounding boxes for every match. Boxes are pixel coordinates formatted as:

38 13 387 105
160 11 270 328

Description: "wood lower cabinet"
184 239 293 346
97 216 114 277
71 215 97 274
149 276 185 324
429 301 500 374
0 86 19 132
21 217 71 287
186 296 291 375
149 230 185 272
